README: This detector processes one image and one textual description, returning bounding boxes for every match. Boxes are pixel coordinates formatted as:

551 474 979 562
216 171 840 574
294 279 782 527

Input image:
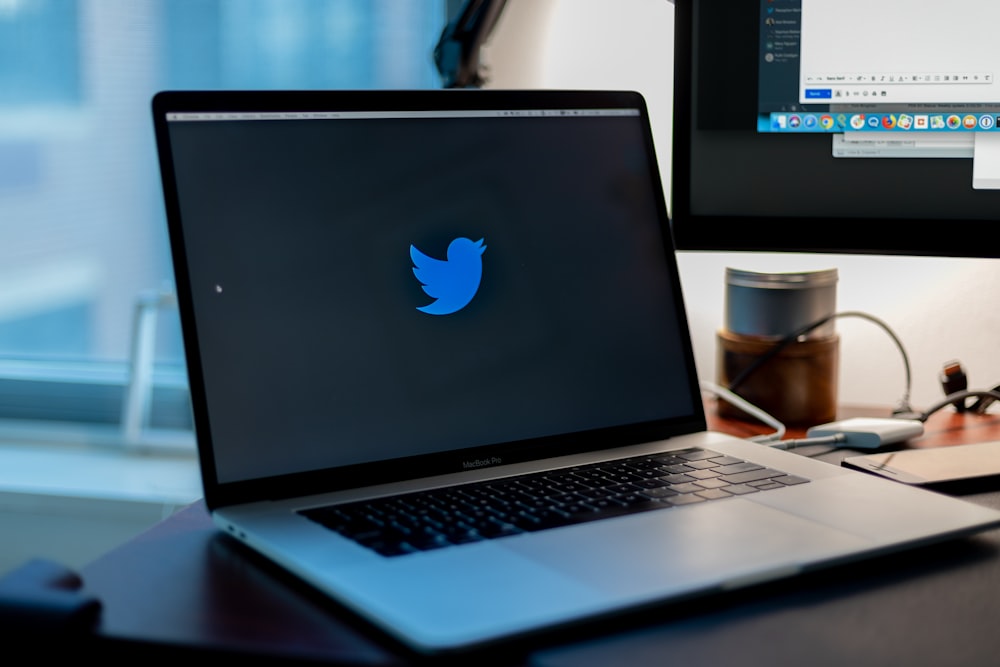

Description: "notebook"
151 89 1000 654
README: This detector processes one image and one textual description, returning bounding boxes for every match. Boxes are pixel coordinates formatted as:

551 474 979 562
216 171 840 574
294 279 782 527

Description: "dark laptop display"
156 90 702 502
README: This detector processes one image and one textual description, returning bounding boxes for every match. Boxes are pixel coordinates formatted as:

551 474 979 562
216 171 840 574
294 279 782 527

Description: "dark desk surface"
75 405 1000 665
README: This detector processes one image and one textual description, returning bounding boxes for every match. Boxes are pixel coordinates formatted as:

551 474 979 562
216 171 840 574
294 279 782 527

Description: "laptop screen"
154 90 703 499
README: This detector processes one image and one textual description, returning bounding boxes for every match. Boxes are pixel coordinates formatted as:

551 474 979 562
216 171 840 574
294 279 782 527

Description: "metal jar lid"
724 267 838 340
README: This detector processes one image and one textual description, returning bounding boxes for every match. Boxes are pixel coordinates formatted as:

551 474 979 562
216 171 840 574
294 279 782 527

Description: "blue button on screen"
805 89 833 100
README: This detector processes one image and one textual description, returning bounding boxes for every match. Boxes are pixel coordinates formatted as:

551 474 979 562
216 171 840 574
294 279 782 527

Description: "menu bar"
165 109 640 122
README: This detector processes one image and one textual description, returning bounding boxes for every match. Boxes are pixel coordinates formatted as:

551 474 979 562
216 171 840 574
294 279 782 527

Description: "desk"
69 406 1000 665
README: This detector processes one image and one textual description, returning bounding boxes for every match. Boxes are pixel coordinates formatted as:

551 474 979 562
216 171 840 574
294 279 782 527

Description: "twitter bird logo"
410 237 487 315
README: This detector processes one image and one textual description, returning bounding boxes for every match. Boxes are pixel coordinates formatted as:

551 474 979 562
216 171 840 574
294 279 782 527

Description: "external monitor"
670 0 1000 258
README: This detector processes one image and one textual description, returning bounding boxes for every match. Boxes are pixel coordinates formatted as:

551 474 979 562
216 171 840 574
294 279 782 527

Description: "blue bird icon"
410 237 487 315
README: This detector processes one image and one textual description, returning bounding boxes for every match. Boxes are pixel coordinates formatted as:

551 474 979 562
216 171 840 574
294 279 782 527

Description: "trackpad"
504 499 869 596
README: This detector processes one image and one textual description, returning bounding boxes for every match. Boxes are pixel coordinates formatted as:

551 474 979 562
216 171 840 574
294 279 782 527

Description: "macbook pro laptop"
151 89 1000 654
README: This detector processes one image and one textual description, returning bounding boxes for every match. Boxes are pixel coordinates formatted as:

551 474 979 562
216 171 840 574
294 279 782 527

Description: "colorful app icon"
788 115 801 128
850 114 866 130
898 114 913 130
980 114 996 130
915 115 929 129
881 114 897 130
963 115 978 129
947 115 962 129
772 114 787 130
819 115 834 129
931 115 946 129
804 115 818 129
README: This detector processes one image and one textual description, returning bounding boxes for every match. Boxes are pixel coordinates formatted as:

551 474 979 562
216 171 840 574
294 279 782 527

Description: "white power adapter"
806 417 924 449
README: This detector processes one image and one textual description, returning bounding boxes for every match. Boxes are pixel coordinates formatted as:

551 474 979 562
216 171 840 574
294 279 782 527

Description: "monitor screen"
670 0 1000 258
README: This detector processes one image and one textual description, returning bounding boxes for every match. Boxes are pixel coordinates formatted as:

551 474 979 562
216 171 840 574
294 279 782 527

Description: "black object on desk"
0 558 101 634
843 440 1000 490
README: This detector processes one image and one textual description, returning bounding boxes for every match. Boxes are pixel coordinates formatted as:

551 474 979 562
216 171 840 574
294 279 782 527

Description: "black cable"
726 310 913 416
917 389 1000 423
969 383 1000 413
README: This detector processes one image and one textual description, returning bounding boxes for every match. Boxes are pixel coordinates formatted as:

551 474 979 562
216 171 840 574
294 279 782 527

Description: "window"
0 0 447 449
800 0 1000 105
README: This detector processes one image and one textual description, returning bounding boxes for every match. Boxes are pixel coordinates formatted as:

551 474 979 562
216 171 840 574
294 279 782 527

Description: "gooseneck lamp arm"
433 0 509 88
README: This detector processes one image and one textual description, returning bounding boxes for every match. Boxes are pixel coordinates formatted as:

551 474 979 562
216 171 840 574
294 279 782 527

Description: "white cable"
701 381 853 451
699 380 786 442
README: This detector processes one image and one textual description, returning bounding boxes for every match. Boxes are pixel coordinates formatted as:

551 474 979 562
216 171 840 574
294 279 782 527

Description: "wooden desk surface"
74 404 1000 665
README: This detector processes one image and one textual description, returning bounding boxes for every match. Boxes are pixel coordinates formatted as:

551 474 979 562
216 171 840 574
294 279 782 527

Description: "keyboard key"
719 468 786 485
775 475 809 486
685 459 722 470
708 456 745 466
695 488 731 501
668 482 704 494
556 503 600 518
714 462 763 476
721 483 758 495
632 478 671 490
667 493 706 505
751 482 785 491
477 520 523 539
639 487 678 499
522 509 573 530
674 449 719 461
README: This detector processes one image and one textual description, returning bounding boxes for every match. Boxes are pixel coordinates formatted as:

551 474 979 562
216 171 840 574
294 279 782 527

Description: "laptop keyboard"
299 448 809 557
